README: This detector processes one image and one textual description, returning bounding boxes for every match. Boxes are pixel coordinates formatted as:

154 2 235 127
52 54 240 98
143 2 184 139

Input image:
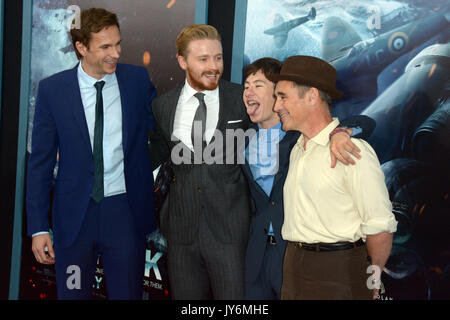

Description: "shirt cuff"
361 217 398 235
32 231 50 237
350 126 362 137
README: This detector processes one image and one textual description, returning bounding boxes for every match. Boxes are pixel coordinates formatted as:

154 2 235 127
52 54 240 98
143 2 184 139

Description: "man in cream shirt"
270 55 397 300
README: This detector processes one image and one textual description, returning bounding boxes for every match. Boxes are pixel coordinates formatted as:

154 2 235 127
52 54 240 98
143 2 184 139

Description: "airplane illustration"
321 8 450 117
264 7 316 48
362 42 450 165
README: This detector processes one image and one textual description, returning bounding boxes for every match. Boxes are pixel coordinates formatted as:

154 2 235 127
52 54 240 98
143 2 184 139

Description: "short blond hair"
176 24 221 57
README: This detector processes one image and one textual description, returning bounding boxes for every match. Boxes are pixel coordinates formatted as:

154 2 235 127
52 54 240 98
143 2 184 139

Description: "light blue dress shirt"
245 122 286 197
77 63 126 197
32 64 127 237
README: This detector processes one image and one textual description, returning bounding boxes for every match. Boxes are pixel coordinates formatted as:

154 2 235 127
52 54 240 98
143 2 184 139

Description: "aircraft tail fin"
309 7 316 20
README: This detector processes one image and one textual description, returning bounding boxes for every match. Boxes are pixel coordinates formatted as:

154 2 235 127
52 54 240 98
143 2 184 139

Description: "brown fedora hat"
268 55 343 100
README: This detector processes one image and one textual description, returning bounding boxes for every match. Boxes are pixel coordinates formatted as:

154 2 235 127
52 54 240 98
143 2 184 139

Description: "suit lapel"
251 170 270 199
162 84 196 162
215 80 231 134
269 131 299 198
244 124 271 200
67 63 92 153
167 84 183 144
115 64 131 156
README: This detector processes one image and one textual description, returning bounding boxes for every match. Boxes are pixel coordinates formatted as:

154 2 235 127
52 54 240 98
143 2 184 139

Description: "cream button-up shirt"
282 118 397 243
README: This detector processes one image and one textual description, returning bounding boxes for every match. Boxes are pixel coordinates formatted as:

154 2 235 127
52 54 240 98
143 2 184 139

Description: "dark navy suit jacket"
26 63 157 248
242 126 299 283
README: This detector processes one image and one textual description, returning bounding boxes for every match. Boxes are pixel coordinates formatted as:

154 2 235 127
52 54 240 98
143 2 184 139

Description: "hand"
373 289 380 300
32 234 55 265
330 129 361 168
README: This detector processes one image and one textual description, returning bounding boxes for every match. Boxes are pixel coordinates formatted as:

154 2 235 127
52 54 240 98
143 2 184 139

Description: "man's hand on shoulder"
329 128 361 168
32 233 55 265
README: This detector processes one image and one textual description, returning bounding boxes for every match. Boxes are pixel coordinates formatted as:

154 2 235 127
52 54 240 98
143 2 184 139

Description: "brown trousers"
281 242 373 300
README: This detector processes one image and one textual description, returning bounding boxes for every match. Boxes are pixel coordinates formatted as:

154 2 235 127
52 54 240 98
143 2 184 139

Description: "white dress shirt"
172 80 220 151
282 118 397 243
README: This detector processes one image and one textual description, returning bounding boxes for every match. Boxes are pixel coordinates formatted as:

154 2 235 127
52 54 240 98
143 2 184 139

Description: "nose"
111 44 121 59
244 87 254 98
273 97 281 112
209 58 222 72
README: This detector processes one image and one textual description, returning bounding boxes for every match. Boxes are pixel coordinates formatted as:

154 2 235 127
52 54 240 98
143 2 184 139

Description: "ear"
75 41 88 58
308 87 320 105
177 54 187 71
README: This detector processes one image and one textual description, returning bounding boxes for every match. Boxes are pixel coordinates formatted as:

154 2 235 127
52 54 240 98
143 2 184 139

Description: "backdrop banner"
241 0 449 300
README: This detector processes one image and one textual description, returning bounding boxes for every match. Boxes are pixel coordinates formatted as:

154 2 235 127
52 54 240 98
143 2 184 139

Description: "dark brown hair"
244 57 281 82
70 8 120 59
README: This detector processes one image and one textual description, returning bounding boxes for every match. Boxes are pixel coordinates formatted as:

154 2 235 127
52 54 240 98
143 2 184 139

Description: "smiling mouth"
278 111 289 121
105 60 117 66
204 72 220 81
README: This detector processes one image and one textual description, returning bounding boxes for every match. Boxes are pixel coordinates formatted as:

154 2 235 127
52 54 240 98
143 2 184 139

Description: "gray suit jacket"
150 80 252 245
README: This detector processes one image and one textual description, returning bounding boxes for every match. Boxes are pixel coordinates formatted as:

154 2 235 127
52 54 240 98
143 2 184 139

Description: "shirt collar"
182 79 219 102
310 118 340 146
258 121 283 132
77 61 114 89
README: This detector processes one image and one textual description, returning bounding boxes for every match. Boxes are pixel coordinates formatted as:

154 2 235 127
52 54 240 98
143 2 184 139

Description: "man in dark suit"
242 58 375 299
27 8 157 299
149 24 252 299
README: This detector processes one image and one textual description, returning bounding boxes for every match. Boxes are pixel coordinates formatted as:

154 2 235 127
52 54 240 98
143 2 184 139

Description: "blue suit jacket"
26 63 157 248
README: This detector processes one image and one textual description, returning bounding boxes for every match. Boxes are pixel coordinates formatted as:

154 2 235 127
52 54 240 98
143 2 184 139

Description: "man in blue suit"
242 58 374 299
26 8 157 299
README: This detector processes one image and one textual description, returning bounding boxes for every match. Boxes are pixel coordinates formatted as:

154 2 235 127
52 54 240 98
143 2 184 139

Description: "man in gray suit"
149 24 252 299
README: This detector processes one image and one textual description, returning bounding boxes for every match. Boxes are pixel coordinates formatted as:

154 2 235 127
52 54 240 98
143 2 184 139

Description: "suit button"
197 187 202 193
271 201 275 206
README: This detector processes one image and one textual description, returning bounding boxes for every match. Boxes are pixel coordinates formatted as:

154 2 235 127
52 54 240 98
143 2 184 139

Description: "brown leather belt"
293 239 364 252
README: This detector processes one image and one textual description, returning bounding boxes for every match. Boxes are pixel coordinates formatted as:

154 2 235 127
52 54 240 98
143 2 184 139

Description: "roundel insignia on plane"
388 32 409 54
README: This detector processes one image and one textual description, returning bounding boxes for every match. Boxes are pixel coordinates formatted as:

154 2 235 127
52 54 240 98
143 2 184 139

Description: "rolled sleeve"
347 139 398 236
361 216 398 235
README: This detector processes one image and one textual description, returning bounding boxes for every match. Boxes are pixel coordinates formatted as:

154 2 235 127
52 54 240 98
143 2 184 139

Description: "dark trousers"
281 242 373 300
54 193 146 300
245 243 283 300
167 212 246 300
